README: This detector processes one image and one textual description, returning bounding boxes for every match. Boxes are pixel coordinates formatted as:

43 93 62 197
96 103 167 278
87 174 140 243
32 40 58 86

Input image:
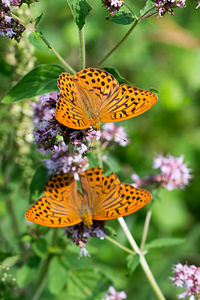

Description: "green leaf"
145 238 185 250
48 257 69 295
28 31 49 51
29 166 50 201
67 0 92 29
103 66 130 85
140 0 155 16
2 64 65 103
1 255 19 268
16 265 34 288
126 254 140 274
107 11 135 25
33 239 49 258
35 13 43 26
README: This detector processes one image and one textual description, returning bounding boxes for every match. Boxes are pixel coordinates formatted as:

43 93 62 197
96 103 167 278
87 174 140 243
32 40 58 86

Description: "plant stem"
96 139 103 168
96 5 157 67
31 229 58 300
97 19 139 66
118 217 166 300
105 235 136 255
79 28 86 69
123 2 138 19
140 207 152 251
41 35 76 74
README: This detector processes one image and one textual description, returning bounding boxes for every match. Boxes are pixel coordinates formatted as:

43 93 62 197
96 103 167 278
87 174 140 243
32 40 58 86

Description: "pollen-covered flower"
170 263 200 299
102 0 123 16
101 123 129 148
153 154 192 190
102 286 127 300
154 0 186 16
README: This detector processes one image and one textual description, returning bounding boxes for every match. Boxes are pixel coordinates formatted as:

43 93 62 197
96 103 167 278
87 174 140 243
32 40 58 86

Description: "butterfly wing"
25 174 82 227
99 84 158 123
55 72 91 129
80 168 152 221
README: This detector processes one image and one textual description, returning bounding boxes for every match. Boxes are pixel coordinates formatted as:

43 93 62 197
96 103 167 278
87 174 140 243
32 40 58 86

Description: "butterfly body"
81 208 93 228
25 168 152 228
55 68 158 130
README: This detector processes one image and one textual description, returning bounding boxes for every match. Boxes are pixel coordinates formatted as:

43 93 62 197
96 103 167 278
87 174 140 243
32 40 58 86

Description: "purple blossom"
102 0 123 16
170 263 200 299
101 123 129 148
0 0 25 41
154 0 186 16
64 221 106 251
44 142 89 177
102 286 127 300
131 154 192 190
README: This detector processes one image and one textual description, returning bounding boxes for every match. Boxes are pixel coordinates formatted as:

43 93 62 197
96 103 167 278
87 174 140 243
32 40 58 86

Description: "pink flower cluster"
170 263 200 299
153 154 192 190
0 0 25 41
154 0 186 16
102 0 123 16
132 154 192 191
102 286 127 300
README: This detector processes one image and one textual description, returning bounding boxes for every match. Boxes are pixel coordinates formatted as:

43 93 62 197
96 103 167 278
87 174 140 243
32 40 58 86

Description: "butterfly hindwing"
80 168 151 221
25 174 82 227
99 84 158 123
56 73 91 129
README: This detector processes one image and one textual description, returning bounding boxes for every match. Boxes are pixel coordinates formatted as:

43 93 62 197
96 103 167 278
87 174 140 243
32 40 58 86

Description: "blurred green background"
0 0 200 299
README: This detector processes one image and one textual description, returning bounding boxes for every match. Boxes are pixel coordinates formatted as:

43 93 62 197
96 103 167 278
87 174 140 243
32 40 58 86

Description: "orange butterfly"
55 68 158 130
25 168 152 228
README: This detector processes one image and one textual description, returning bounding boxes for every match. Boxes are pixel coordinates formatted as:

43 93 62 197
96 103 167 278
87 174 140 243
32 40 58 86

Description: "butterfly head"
81 208 93 228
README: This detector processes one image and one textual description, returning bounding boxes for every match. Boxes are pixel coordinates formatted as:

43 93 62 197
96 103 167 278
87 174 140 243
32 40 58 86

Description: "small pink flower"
101 123 129 148
103 286 127 300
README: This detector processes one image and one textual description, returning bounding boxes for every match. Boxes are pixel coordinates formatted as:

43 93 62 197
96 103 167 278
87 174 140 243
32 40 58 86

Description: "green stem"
96 19 139 66
105 235 136 255
118 217 166 300
96 140 103 169
70 272 91 296
11 13 26 25
31 229 58 300
41 35 76 74
96 5 156 67
140 207 152 251
79 28 86 69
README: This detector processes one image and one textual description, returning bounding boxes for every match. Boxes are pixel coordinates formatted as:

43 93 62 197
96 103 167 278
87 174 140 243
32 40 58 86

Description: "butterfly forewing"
25 174 82 227
73 68 119 112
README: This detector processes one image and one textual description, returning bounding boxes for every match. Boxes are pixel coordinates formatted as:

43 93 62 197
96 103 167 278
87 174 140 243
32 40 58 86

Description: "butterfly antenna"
115 134 127 143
